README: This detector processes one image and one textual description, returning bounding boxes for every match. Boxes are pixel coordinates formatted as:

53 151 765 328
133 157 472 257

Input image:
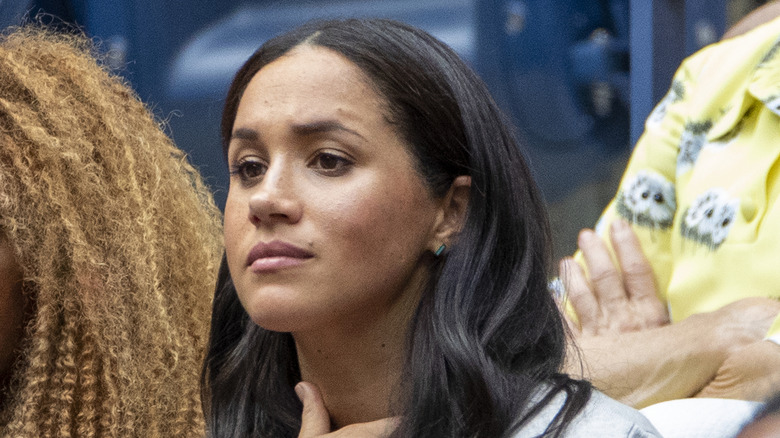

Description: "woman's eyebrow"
291 120 366 140
231 127 258 141
231 121 366 142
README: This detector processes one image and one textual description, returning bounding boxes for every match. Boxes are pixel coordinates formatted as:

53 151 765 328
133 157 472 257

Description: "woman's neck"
295 324 405 428
292 278 425 429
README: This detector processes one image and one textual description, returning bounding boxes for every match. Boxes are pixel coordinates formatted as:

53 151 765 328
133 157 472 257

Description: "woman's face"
0 235 25 380
224 45 445 334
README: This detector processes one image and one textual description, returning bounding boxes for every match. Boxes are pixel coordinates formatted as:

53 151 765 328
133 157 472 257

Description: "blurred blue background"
0 0 764 257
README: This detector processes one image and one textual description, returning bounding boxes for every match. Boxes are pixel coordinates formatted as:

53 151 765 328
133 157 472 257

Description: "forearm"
567 295 780 408
695 340 780 402
566 314 728 408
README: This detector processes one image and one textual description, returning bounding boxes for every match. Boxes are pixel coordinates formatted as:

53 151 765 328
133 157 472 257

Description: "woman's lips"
246 240 313 273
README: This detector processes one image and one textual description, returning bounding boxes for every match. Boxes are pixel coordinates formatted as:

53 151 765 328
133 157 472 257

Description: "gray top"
514 388 663 437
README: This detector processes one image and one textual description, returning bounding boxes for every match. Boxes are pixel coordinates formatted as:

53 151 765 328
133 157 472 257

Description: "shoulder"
514 389 662 438
566 390 662 437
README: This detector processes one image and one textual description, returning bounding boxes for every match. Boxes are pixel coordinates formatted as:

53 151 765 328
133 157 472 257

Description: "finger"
577 229 631 323
297 382 332 437
609 219 669 327
332 417 400 437
560 257 600 335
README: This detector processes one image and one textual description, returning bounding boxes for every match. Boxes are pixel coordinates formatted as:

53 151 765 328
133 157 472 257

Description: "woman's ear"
430 176 471 252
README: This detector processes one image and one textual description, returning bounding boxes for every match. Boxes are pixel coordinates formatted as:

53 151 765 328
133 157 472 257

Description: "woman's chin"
243 300 320 334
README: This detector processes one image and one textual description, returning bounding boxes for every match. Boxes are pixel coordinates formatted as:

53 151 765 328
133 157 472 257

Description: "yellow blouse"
578 15 780 338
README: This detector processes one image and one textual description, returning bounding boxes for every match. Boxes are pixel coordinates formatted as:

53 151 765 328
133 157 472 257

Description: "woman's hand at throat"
296 382 399 438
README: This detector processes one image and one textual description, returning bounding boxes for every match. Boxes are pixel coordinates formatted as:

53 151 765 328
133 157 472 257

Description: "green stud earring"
434 244 446 257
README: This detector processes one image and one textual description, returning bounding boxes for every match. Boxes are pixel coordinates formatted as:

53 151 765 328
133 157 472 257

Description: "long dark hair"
202 18 591 438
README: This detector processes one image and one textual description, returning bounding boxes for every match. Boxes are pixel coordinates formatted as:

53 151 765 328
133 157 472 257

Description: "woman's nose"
247 167 302 226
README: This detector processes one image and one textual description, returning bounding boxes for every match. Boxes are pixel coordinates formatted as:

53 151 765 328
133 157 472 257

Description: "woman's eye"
311 152 353 176
229 158 267 183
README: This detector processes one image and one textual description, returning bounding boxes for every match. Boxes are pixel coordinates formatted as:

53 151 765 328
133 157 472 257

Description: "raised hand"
561 219 669 335
560 218 780 406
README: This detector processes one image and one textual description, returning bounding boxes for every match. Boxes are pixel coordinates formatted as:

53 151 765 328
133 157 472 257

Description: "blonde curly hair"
0 26 223 437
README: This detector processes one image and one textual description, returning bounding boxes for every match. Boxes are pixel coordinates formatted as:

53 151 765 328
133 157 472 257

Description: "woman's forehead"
235 47 387 130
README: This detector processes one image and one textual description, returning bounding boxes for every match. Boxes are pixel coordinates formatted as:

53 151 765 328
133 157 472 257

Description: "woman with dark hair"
202 18 659 437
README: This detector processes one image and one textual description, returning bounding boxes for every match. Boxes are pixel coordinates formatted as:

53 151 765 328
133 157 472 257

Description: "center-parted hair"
0 26 223 437
204 18 590 438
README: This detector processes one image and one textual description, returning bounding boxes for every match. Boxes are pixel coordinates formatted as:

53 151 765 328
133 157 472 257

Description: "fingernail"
295 382 306 402
578 229 595 245
612 218 629 233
